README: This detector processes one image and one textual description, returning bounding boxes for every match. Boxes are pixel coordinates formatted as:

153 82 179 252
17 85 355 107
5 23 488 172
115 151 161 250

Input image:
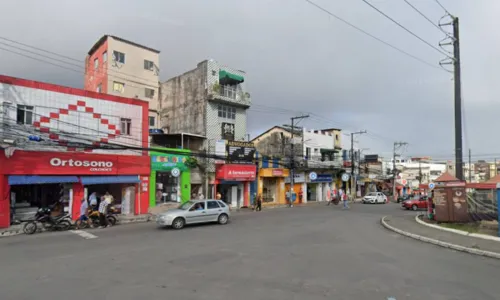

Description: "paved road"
1 203 499 300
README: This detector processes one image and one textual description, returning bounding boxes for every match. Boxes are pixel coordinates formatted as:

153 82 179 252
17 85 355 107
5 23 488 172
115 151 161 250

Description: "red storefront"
0 150 150 228
215 164 256 208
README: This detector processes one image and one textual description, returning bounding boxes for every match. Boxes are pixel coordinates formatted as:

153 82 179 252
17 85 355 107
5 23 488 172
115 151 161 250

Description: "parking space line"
69 230 98 240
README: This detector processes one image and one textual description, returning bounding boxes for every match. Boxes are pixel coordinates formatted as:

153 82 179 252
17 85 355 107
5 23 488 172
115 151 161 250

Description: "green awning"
219 70 244 83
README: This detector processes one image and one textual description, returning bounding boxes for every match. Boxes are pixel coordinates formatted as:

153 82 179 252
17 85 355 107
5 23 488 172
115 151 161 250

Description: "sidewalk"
382 215 500 258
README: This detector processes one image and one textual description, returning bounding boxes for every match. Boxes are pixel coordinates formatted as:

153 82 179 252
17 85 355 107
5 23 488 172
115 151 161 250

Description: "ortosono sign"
50 157 113 171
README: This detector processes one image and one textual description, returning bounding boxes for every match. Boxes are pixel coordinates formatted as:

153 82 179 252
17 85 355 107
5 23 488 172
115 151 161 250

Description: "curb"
381 216 500 260
414 214 500 242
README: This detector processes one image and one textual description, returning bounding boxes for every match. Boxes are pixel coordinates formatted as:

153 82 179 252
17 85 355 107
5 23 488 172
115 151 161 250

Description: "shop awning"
219 70 244 84
80 176 140 185
8 175 79 185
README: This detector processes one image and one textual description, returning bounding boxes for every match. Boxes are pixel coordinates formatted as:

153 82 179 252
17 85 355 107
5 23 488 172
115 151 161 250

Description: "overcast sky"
0 0 497 161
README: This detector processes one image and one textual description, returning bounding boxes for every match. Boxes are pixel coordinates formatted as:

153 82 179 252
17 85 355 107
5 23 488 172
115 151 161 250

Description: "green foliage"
212 83 220 93
185 157 198 169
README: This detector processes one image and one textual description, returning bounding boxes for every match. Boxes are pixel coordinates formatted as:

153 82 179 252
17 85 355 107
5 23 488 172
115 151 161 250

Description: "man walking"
255 194 262 211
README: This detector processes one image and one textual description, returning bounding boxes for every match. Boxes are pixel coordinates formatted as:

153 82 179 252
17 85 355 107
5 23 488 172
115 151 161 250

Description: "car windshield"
367 193 377 197
178 201 196 210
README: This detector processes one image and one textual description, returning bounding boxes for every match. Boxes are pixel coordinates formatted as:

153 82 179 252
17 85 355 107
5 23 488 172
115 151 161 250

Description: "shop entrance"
262 178 278 203
306 184 317 201
85 183 136 215
10 183 72 220
217 183 243 208
155 172 179 203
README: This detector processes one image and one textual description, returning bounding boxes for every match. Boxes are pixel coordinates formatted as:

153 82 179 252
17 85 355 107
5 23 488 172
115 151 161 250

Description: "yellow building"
257 168 289 205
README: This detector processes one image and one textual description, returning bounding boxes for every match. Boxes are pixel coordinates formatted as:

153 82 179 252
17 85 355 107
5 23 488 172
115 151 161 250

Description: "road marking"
69 230 98 240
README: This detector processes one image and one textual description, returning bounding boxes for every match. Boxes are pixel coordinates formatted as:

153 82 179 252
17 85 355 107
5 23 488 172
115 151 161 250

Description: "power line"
434 0 452 16
402 0 449 36
361 0 451 58
0 36 160 86
303 0 443 70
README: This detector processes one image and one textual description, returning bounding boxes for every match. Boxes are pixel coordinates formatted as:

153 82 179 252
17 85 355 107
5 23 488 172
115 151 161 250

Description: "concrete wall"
159 64 207 136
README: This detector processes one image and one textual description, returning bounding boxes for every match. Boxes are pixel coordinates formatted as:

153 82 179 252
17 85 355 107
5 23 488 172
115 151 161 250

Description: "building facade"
0 75 150 228
252 126 343 204
84 35 161 129
159 59 252 198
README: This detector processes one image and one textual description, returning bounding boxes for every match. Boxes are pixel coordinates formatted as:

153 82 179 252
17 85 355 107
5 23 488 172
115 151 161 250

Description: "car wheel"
171 217 185 230
412 204 418 211
218 213 229 225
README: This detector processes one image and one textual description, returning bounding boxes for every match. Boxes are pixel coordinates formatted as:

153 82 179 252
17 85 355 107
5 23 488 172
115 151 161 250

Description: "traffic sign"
341 173 350 182
401 179 407 185
309 172 318 180
171 167 181 177
428 182 435 190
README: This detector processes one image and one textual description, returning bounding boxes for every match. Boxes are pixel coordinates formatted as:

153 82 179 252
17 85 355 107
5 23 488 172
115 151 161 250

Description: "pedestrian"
298 188 303 203
255 194 262 211
341 189 349 209
77 198 90 229
98 192 113 228
328 187 337 205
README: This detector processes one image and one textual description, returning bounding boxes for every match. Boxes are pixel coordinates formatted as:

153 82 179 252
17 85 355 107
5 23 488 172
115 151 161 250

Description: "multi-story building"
0 75 151 228
252 126 343 204
84 35 161 129
159 59 254 201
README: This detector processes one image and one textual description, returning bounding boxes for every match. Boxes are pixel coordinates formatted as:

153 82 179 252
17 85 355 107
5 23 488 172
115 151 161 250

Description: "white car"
156 199 231 229
362 192 387 204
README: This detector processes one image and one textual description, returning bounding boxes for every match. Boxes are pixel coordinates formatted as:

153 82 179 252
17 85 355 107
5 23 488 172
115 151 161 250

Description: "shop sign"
152 154 188 171
311 174 333 183
215 139 227 164
285 172 305 183
216 164 256 181
50 157 113 172
272 169 284 176
226 140 255 164
221 123 235 141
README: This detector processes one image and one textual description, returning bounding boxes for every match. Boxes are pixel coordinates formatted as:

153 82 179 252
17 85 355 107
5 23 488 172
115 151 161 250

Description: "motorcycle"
23 206 72 235
75 205 118 229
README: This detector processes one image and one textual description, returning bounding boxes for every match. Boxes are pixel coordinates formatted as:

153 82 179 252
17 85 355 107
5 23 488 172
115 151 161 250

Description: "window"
145 88 155 99
306 147 311 159
217 105 236 120
148 116 155 127
113 51 125 63
217 201 227 208
335 134 339 141
207 201 220 209
96 83 102 93
113 81 125 93
102 51 107 63
16 105 33 125
144 60 154 71
94 58 99 70
120 118 132 135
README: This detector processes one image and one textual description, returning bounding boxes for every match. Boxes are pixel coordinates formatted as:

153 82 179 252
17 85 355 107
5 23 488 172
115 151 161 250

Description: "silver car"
156 199 231 229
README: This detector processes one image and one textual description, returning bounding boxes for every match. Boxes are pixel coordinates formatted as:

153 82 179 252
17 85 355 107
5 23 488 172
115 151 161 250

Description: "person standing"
255 194 262 211
77 198 90 229
98 192 113 228
340 188 349 209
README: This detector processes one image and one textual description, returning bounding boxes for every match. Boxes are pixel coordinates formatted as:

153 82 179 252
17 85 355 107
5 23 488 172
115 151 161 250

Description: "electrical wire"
402 0 450 36
361 0 452 58
0 36 160 86
434 0 452 16
303 0 443 70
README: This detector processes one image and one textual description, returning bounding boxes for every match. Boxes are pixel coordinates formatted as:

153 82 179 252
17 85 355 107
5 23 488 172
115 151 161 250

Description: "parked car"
362 192 387 204
397 195 411 203
156 199 230 230
401 196 428 211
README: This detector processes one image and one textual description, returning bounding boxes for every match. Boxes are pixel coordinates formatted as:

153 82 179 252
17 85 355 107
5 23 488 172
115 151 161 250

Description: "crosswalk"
69 230 98 240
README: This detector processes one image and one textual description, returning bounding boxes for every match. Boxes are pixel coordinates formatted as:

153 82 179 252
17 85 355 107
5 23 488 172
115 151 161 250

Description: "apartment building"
84 35 160 128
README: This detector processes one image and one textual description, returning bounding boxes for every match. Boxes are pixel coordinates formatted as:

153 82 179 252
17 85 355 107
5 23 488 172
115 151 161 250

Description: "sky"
0 0 498 161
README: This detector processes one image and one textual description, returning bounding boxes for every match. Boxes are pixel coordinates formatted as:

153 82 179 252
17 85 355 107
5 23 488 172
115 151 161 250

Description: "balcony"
209 83 251 108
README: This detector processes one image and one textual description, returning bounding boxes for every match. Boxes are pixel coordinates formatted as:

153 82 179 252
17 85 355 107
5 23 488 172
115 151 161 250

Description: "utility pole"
289 115 309 207
350 130 367 198
468 149 472 182
453 17 464 181
392 141 408 202
440 15 463 180
418 161 422 187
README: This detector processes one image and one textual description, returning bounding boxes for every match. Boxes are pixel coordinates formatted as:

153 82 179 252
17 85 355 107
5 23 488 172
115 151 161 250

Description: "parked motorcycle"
23 206 72 235
75 205 118 229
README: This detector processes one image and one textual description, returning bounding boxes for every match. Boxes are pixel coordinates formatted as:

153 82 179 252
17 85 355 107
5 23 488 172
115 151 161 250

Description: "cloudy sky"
0 0 497 161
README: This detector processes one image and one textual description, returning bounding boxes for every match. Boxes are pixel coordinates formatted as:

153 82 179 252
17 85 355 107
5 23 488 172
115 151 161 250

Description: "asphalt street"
1 203 499 300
